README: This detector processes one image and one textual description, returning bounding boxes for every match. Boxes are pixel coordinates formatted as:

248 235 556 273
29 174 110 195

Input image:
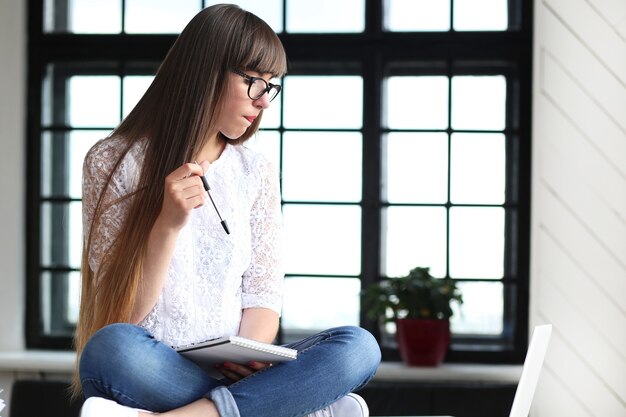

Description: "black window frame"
26 0 533 363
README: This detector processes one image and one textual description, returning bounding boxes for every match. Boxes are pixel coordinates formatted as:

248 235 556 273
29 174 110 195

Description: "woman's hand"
215 361 272 382
159 161 211 231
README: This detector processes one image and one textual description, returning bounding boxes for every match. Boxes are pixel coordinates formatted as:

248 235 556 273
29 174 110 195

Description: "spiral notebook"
176 336 297 378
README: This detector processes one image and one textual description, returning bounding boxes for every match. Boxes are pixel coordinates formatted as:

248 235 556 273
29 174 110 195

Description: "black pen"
195 162 230 235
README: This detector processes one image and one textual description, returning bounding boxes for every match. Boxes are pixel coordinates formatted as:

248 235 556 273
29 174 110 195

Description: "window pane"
41 130 109 199
286 0 364 33
206 0 284 33
123 76 154 118
384 0 451 32
41 202 82 269
282 277 361 340
282 132 362 202
451 75 506 131
247 130 281 170
453 0 508 31
449 207 504 278
283 76 363 129
283 205 361 275
385 76 449 129
383 206 447 278
384 132 448 203
125 0 200 33
450 133 505 204
259 91 282 129
68 76 120 127
45 0 122 33
451 281 503 335
40 271 80 335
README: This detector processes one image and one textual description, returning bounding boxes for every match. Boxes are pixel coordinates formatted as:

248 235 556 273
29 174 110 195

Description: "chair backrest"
509 324 552 417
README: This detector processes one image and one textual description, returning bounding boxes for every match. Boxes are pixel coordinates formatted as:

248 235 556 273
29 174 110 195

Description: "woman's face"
215 70 274 140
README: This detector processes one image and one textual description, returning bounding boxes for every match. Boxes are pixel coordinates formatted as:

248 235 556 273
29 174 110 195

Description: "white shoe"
80 397 151 417
307 393 369 417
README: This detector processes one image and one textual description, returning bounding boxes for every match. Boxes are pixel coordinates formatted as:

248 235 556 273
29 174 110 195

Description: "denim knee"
349 326 381 370
329 326 381 389
79 323 157 380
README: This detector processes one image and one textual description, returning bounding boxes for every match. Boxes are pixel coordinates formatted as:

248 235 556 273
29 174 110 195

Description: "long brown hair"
72 4 287 397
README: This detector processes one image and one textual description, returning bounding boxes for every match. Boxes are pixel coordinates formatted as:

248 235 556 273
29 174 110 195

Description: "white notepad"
175 336 297 378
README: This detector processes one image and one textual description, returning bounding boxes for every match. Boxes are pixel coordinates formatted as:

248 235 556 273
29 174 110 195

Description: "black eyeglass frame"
232 69 282 102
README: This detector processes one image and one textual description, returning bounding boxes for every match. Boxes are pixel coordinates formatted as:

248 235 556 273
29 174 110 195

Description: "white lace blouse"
82 136 284 347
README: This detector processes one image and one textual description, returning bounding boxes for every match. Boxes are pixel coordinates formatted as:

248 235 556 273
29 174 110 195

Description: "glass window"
246 130 281 170
40 271 81 333
123 76 154 118
68 76 120 127
450 133 506 204
453 0 508 31
124 0 200 34
259 92 282 129
40 201 82 270
384 0 451 32
45 0 283 34
384 76 449 129
385 0 509 32
449 207 505 279
283 75 363 129
283 205 362 276
45 0 122 33
382 206 448 278
286 0 365 33
451 281 504 334
41 130 109 199
383 132 449 204
282 277 361 341
282 132 362 202
29 0 530 361
451 75 507 131
207 0 284 33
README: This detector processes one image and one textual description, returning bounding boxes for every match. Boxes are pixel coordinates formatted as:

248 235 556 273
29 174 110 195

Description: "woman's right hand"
158 161 211 231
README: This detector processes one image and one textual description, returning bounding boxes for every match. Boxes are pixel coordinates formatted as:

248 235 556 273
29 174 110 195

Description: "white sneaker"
307 393 369 417
80 397 151 417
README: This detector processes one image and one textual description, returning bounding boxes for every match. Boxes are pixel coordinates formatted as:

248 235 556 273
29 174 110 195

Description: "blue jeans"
79 324 381 417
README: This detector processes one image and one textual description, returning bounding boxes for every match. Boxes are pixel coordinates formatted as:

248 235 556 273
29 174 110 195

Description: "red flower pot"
395 318 450 366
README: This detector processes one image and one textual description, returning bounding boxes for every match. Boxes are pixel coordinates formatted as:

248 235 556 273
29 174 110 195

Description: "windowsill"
0 350 76 373
373 362 521 384
0 351 522 384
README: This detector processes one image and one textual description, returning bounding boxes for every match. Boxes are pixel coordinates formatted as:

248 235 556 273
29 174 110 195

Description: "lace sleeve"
82 138 138 276
241 157 284 315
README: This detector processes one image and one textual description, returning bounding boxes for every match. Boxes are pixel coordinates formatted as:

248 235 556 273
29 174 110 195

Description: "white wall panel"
531 0 626 415
537 101 626 222
587 0 626 27
534 369 593 417
544 0 626 86
537 228 626 352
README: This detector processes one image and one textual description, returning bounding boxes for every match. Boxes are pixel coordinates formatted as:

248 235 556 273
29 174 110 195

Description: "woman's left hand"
216 361 272 382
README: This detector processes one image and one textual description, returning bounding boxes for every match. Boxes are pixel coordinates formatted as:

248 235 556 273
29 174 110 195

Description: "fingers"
215 365 241 382
164 178 205 205
170 162 205 181
216 361 272 382
247 361 272 371
159 162 209 230
198 160 210 174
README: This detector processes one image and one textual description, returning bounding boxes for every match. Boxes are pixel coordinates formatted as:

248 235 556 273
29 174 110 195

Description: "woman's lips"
244 116 256 123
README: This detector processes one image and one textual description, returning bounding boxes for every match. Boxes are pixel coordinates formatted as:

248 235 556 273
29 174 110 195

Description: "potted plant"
363 267 463 366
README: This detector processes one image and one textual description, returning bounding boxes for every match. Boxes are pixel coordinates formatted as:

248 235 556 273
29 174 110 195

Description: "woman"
75 4 381 417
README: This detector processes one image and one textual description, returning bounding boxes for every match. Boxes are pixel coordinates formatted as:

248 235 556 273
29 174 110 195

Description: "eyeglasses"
232 69 281 102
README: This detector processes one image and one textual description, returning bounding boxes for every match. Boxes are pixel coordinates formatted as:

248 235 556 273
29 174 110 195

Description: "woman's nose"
253 92 271 109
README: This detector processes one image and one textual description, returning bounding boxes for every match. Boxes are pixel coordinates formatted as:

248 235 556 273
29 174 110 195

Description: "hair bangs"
236 12 287 77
